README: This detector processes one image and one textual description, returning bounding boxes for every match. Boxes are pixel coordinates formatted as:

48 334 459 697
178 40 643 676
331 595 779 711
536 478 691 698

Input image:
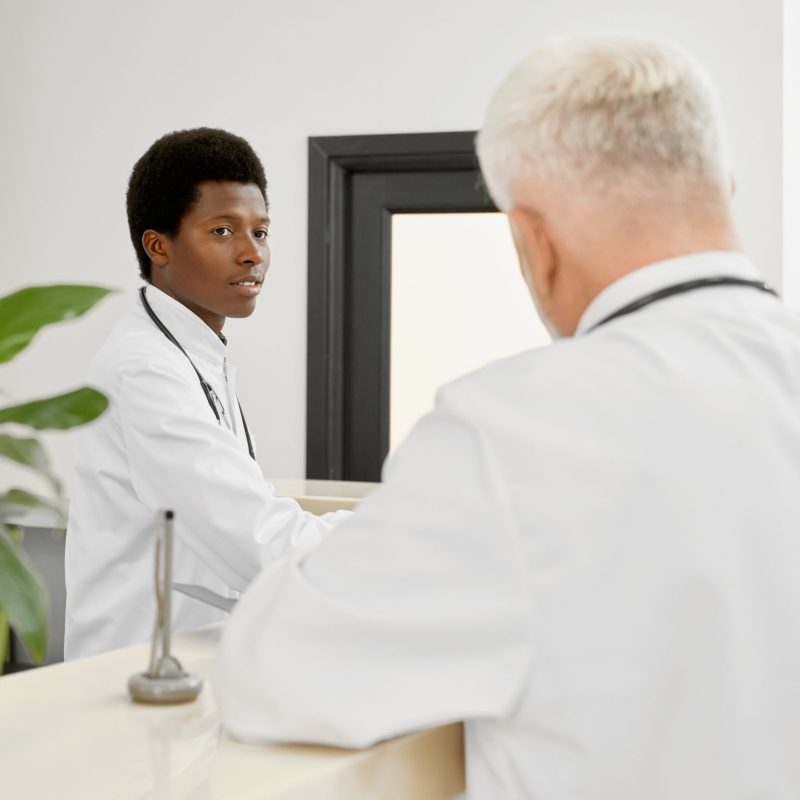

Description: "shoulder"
88 311 196 389
434 331 656 432
439 336 601 404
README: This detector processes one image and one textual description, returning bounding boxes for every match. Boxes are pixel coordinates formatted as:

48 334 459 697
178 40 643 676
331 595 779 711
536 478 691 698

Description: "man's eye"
212 227 233 236
254 229 269 240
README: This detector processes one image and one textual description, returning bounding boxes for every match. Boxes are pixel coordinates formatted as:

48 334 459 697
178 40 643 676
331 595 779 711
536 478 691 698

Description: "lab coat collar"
136 284 227 365
575 250 763 335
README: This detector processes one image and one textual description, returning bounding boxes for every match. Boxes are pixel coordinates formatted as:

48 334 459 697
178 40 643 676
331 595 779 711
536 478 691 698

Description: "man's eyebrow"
207 213 270 225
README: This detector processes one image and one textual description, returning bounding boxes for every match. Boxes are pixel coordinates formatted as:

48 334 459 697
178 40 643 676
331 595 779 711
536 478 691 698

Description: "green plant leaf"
0 387 108 430
0 433 62 494
0 488 66 526
0 285 114 364
0 525 47 663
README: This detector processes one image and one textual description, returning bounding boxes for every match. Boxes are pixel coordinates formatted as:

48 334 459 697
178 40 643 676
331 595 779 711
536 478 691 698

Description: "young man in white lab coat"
218 39 800 799
64 128 347 660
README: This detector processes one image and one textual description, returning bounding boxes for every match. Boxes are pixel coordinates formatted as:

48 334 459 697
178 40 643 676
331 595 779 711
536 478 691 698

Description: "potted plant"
0 285 112 671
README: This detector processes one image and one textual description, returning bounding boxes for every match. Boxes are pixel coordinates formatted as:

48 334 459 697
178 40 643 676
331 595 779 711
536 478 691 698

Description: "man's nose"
239 233 266 265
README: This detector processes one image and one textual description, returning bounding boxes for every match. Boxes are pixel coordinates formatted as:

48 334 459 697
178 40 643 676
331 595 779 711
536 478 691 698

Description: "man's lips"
230 274 264 287
230 275 264 296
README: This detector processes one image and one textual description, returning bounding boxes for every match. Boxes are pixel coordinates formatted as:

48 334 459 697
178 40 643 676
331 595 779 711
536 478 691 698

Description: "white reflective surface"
390 213 551 450
0 626 463 799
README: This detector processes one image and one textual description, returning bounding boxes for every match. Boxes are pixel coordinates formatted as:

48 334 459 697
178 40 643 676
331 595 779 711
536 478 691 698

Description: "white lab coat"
219 252 800 799
64 286 346 660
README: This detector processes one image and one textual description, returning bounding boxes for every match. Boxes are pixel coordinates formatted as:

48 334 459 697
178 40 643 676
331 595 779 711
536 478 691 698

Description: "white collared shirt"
219 251 800 799
64 286 346 660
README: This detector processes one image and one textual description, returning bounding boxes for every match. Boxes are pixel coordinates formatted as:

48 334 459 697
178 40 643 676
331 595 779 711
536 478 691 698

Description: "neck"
580 228 741 301
548 194 739 335
148 278 226 334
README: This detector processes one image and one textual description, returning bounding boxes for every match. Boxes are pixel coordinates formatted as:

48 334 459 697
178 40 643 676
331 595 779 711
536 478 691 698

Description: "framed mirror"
306 132 549 481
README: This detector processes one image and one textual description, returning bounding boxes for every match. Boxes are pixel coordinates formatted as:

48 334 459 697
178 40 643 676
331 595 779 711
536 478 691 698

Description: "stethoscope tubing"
586 276 778 333
139 287 256 460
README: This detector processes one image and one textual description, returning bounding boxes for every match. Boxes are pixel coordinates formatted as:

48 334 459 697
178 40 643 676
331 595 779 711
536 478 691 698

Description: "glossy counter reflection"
0 625 464 799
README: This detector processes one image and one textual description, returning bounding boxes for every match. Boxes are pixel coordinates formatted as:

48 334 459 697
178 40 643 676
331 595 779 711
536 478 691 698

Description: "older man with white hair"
218 36 800 799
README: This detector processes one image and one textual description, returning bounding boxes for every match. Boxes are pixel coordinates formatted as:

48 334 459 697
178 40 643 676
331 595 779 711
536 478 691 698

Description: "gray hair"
476 36 729 210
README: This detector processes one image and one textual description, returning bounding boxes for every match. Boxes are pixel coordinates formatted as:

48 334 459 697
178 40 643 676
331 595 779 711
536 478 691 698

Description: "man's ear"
142 230 169 268
506 207 557 302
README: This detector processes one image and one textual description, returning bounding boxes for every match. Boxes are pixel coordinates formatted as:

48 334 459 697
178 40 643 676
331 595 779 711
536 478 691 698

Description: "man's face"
149 181 270 332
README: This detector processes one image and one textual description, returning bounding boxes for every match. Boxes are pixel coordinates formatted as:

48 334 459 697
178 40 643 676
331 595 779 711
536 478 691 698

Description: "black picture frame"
306 131 496 481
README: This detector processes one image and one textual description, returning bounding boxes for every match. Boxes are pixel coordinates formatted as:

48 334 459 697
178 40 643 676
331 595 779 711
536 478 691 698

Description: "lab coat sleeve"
218 387 535 748
116 355 342 591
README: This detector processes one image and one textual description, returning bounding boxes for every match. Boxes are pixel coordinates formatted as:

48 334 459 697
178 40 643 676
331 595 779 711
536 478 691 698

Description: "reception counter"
272 478 379 514
8 478 380 529
0 624 465 798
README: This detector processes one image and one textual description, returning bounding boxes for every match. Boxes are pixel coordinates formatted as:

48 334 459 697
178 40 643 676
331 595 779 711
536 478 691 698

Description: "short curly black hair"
126 127 268 281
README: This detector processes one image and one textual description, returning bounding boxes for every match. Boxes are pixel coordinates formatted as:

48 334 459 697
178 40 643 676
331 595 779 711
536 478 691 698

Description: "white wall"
785 0 799 308
0 0 782 492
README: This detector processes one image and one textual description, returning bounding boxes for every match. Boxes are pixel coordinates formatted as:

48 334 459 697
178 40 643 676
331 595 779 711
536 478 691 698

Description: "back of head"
477 36 729 213
126 127 268 282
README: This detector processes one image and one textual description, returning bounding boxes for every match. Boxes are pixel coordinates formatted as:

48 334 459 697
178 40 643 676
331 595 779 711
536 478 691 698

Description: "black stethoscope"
139 286 256 460
586 276 778 333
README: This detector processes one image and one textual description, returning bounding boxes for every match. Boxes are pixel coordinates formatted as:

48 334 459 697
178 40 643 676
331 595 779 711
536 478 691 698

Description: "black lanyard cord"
586 276 778 333
139 287 256 460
